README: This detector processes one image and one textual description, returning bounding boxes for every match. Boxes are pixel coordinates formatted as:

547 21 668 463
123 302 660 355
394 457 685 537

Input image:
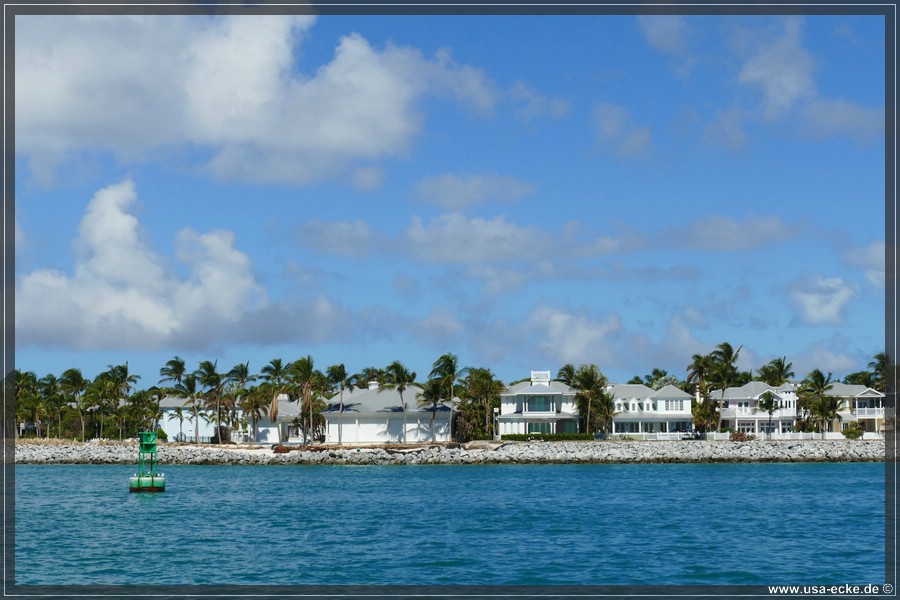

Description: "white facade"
497 371 579 436
715 382 800 436
321 382 452 445
611 384 693 434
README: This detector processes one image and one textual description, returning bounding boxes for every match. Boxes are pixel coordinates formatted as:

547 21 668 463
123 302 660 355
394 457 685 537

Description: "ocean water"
14 462 886 587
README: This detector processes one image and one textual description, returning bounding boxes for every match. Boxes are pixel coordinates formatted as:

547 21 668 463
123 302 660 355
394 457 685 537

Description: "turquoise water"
15 462 885 586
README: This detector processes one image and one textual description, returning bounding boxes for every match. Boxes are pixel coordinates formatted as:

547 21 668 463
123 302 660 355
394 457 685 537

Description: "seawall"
13 439 887 465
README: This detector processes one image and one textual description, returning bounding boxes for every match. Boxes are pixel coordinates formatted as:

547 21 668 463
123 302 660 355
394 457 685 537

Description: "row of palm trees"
13 344 891 441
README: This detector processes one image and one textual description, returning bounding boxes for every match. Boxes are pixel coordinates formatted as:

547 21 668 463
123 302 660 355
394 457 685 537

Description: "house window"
527 396 551 412
737 421 755 433
527 422 551 434
665 400 683 411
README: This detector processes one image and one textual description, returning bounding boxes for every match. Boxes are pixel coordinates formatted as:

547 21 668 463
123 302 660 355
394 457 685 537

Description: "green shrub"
729 430 756 442
155 429 168 441
842 423 865 439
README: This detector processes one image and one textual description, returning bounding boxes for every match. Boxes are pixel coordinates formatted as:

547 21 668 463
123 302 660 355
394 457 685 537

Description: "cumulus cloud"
637 15 696 77
15 179 269 349
414 173 534 210
704 107 750 152
786 275 857 325
667 215 797 252
592 102 653 157
16 15 498 185
737 18 815 120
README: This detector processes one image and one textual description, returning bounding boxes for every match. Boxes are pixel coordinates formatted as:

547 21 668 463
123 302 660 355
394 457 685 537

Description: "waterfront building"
496 371 579 436
714 381 800 436
158 394 300 444
610 384 693 434
321 381 453 444
823 382 886 434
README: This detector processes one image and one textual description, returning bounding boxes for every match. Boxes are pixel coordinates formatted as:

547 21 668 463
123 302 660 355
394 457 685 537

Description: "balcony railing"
852 407 885 416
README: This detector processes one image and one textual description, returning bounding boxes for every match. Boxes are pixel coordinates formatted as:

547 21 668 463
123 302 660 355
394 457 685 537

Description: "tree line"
12 344 892 442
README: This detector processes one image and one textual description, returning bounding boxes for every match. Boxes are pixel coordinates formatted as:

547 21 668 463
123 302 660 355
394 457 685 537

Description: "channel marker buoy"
129 431 166 492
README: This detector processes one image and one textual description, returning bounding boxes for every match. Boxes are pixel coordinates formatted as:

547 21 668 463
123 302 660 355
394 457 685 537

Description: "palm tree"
416 378 444 442
800 369 834 436
174 373 202 443
710 342 742 432
381 361 417 444
571 364 610 435
196 360 225 442
240 385 269 442
868 352 890 392
16 370 41 438
430 353 468 441
757 357 794 387
459 367 504 438
168 406 186 442
260 358 290 441
556 364 575 386
288 356 319 444
686 353 714 400
754 391 780 439
326 364 356 445
60 368 89 441
225 362 256 440
38 373 63 439
159 356 186 390
356 366 384 388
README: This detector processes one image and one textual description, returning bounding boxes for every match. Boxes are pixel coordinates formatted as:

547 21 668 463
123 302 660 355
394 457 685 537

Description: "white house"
320 381 453 444
714 381 800 436
497 371 579 436
158 394 300 444
610 383 693 434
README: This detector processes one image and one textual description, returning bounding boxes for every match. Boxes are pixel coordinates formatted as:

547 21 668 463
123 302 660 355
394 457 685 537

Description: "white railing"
852 407 885 416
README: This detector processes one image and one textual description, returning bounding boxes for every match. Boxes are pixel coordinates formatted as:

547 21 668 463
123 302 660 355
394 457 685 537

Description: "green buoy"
129 431 165 493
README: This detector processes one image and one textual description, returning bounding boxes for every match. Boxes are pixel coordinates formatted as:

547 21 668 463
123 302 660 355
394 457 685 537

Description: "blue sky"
13 12 886 388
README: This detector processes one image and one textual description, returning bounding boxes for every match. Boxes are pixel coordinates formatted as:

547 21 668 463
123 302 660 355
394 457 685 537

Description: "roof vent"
531 370 551 386
367 380 379 390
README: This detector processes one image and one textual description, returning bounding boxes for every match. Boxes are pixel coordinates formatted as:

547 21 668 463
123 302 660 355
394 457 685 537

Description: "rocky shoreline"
14 439 887 465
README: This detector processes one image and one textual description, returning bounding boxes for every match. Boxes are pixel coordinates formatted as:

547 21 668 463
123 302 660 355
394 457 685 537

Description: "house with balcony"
713 381 799 436
610 384 693 435
824 382 886 435
497 371 578 436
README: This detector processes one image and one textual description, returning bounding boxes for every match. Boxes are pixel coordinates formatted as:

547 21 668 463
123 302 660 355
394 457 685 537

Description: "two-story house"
610 384 693 434
497 371 579 436
713 381 799 435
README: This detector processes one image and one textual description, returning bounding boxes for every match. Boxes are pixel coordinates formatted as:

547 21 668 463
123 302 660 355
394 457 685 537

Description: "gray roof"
652 384 692 400
608 383 656 400
502 380 575 396
826 383 884 398
708 381 791 400
322 384 452 415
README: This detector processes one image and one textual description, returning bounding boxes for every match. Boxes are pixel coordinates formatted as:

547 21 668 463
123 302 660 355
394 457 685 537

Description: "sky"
11 10 888 390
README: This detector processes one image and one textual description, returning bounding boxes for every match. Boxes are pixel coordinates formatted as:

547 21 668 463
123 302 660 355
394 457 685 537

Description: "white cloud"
668 215 797 252
844 240 885 287
737 18 815 120
592 103 653 157
406 212 542 264
786 275 857 325
524 306 623 366
16 16 498 185
414 173 534 210
15 179 267 349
